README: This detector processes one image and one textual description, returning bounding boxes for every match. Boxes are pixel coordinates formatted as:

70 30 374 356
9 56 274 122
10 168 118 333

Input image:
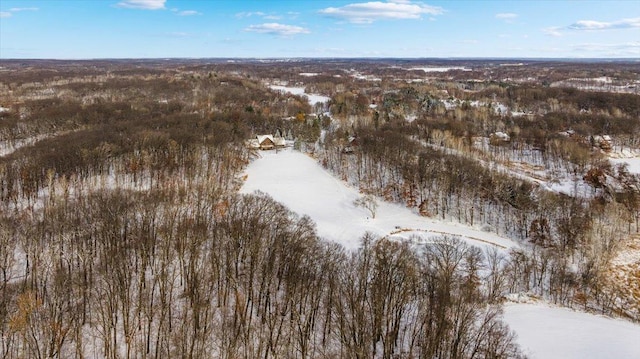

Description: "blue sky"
1 0 638 59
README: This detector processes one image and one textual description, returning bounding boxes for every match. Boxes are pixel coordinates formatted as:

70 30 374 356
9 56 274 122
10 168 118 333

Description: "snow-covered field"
503 302 640 359
551 77 639 94
268 85 330 106
240 148 517 251
611 157 640 174
409 66 471 72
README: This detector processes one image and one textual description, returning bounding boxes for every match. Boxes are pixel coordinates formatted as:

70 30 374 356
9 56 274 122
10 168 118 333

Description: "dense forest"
0 59 639 358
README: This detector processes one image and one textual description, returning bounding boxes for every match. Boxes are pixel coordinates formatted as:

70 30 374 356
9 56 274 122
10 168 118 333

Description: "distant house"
343 135 359 154
247 134 287 150
559 129 575 138
489 131 510 145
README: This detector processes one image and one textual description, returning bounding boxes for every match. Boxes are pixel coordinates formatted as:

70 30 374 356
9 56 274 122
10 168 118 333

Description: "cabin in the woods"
247 134 286 150
489 131 511 146
342 135 359 154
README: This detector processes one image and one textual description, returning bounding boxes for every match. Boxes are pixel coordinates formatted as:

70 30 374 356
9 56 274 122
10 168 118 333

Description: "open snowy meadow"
503 301 640 359
240 148 517 251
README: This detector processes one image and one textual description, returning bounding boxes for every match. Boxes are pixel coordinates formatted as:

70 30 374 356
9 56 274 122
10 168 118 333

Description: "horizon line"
1 56 639 62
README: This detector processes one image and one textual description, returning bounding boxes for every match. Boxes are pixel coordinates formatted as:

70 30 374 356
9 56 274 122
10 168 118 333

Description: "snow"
268 85 330 106
550 77 638 94
440 99 511 116
492 131 510 142
405 114 417 122
0 106 10 112
1 133 58 157
240 148 518 251
511 111 532 117
493 102 509 115
8 246 27 284
443 99 458 110
611 157 640 174
503 302 640 359
409 66 471 73
609 149 640 174
587 76 613 83
351 73 382 81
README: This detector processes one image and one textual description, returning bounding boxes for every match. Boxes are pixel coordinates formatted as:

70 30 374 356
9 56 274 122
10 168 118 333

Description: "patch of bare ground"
602 234 640 321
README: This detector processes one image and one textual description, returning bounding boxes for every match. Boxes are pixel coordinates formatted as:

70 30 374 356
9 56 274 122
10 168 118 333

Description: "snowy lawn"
611 157 640 174
503 302 640 359
240 148 518 251
268 85 330 107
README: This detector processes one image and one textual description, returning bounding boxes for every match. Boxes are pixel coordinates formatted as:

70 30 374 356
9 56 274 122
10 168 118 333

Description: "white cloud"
9 7 39 12
165 32 190 38
177 10 200 16
568 17 640 30
1 7 38 18
495 13 517 20
496 13 517 24
319 0 443 24
236 11 286 20
546 17 640 36
236 11 265 18
116 0 166 10
245 23 310 36
543 26 563 37
571 41 640 55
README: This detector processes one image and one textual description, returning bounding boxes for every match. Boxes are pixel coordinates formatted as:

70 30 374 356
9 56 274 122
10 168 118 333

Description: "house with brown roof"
247 134 287 150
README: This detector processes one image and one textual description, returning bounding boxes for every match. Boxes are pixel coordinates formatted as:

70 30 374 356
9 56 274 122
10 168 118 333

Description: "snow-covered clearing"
503 301 640 359
409 66 471 72
441 98 510 116
610 156 640 175
550 77 640 94
607 148 640 183
268 85 330 106
240 148 518 251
